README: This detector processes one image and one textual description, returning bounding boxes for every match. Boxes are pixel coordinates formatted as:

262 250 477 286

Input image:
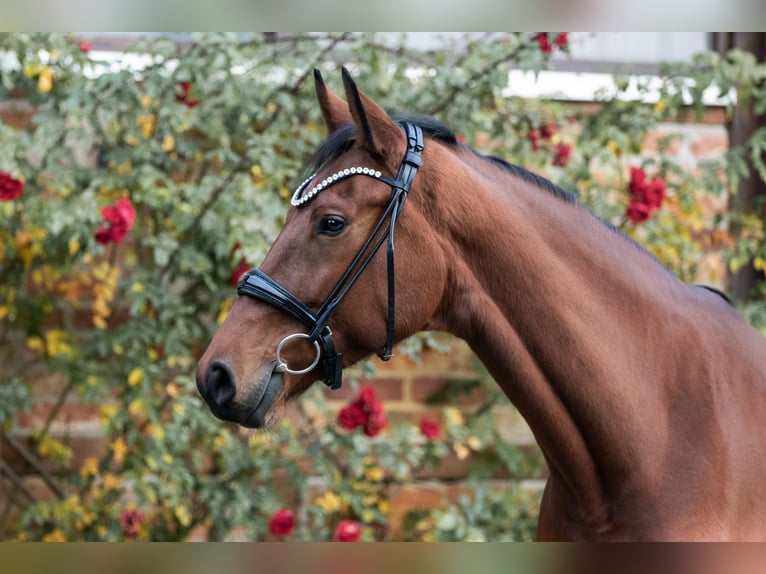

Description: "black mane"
304 113 576 204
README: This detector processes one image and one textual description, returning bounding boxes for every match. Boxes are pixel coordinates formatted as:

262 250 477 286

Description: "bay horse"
196 68 766 540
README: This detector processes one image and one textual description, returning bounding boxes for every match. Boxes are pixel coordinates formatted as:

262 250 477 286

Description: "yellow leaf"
23 62 43 78
102 473 121 491
136 114 156 138
80 457 99 478
161 135 175 152
128 398 144 417
38 68 53 93
453 443 470 460
68 238 80 256
46 330 73 357
99 403 119 422
127 367 143 386
174 505 191 527
148 424 165 441
444 407 464 426
42 529 66 542
467 435 482 450
27 336 45 354
754 257 766 272
315 491 343 513
364 467 384 482
110 437 128 464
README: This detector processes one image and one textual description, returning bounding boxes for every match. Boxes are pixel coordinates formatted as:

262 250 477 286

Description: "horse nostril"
205 361 237 409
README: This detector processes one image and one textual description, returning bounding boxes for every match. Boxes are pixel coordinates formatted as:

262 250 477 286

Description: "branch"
37 381 76 444
426 38 527 116
1 430 65 500
0 457 36 503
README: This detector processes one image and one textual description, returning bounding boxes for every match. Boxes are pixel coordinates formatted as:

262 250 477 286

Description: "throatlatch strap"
380 123 424 360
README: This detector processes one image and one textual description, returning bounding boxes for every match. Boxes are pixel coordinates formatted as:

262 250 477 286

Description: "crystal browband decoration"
290 167 385 207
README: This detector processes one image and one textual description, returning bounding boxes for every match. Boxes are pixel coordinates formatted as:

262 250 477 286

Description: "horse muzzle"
195 358 283 428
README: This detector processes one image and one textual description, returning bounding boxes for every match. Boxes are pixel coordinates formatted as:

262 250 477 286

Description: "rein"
237 123 424 390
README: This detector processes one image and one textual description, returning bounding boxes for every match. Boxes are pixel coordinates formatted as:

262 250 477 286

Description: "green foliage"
1 32 765 541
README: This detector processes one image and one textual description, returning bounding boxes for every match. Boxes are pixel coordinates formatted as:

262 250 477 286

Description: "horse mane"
306 112 576 203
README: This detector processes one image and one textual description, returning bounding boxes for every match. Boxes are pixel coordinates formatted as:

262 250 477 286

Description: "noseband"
237 123 424 390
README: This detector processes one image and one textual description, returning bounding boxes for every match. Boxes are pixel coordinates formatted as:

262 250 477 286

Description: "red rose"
626 200 652 223
528 129 540 151
333 520 361 542
552 142 572 167
176 82 200 108
535 33 553 55
338 386 387 437
79 41 92 53
628 167 648 197
626 167 666 224
644 177 666 209
419 417 441 440
357 386 378 408
268 508 295 537
555 32 569 50
338 404 367 431
0 171 25 201
95 197 136 245
94 227 113 244
363 410 388 438
119 508 143 538
540 122 558 140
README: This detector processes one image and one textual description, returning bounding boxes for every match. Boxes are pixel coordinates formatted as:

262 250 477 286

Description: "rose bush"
1 32 764 541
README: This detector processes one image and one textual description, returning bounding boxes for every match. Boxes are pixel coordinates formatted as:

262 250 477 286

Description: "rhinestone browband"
290 166 386 207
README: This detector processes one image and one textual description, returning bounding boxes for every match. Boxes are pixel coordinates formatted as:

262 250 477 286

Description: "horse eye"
317 215 346 236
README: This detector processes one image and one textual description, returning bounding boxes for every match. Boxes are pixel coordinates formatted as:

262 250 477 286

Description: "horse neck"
422 150 683 522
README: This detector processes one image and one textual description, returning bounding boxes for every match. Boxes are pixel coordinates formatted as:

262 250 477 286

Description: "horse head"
195 69 449 427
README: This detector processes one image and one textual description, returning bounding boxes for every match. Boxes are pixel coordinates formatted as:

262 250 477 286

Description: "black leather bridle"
237 123 424 390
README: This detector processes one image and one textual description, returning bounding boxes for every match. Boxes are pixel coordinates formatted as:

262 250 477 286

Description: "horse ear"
341 67 403 162
314 69 352 134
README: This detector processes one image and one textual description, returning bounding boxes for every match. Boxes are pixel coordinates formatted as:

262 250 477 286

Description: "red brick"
26 369 69 399
641 129 683 156
0 101 35 129
372 352 417 371
14 401 101 431
384 408 444 428
387 483 447 540
410 377 485 405
690 130 728 159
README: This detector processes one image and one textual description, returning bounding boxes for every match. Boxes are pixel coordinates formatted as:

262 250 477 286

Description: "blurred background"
1 32 765 541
